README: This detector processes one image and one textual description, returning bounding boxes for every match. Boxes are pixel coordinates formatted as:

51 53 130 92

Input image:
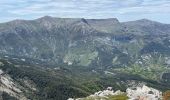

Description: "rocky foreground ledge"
68 85 162 100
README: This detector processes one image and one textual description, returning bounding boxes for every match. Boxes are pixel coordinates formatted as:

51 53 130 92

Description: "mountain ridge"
0 16 170 65
1 16 169 24
0 16 170 99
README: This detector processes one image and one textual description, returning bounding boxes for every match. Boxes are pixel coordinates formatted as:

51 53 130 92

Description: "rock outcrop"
69 85 162 100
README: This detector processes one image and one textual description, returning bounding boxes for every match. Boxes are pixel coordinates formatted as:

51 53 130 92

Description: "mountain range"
0 16 170 100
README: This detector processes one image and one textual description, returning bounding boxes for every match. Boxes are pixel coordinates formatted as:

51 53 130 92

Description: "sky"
0 0 170 23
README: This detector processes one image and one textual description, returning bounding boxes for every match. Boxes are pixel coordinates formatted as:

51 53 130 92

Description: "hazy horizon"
0 0 170 24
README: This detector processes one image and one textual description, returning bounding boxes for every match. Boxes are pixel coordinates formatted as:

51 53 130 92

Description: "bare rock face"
68 87 125 100
69 85 162 100
127 85 162 100
0 69 27 100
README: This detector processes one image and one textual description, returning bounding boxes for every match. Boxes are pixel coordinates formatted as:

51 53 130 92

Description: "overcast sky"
0 0 170 23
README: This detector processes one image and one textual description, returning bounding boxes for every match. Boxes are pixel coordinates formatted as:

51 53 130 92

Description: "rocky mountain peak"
37 16 55 20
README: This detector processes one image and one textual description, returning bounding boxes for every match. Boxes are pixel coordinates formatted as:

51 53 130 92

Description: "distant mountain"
123 19 170 35
0 16 170 100
0 16 170 66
